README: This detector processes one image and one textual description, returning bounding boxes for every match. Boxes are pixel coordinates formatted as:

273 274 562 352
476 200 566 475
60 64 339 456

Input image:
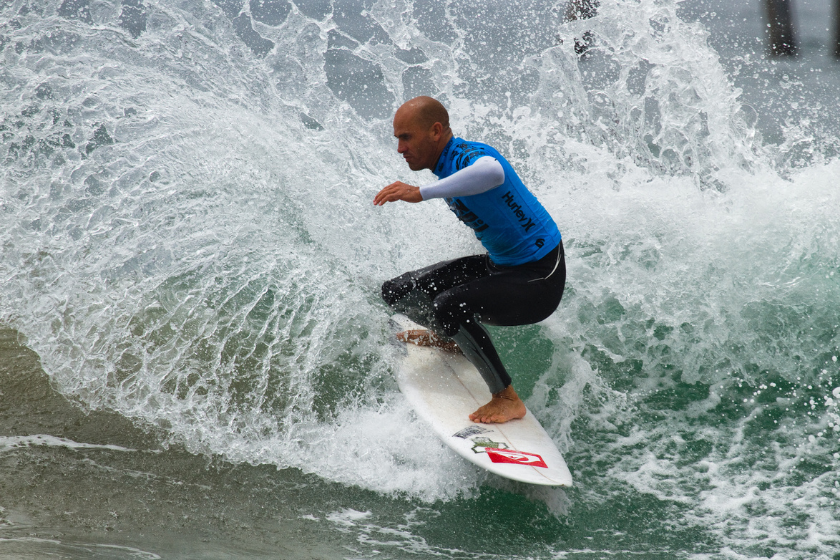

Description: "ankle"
493 385 519 401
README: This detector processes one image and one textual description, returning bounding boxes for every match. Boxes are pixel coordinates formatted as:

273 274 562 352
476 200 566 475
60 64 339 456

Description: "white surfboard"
392 315 573 487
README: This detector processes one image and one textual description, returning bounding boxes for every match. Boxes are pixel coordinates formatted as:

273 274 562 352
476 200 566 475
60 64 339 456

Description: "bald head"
393 97 453 171
395 96 451 133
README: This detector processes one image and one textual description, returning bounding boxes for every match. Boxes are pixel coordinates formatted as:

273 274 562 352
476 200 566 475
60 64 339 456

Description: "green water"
2 0 840 557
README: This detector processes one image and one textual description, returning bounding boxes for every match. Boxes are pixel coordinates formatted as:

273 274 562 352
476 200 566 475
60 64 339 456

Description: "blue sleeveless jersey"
433 137 561 266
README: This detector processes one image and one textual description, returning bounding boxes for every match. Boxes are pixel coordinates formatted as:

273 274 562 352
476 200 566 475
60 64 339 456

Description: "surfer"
374 96 566 424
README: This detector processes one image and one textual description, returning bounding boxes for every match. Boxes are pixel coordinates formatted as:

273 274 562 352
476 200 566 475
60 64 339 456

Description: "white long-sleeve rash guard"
419 156 505 201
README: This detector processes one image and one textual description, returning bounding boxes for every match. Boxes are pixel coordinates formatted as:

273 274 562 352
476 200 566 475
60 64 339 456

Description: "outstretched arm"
419 156 505 200
373 156 504 206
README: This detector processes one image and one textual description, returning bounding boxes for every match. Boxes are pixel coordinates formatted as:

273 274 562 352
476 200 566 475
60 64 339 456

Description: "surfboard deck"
392 315 573 487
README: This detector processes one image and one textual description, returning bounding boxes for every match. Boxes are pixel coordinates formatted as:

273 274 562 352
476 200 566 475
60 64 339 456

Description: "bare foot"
469 385 527 424
396 329 462 353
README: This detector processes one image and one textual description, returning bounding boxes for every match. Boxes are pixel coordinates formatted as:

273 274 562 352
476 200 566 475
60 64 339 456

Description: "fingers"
373 182 421 205
372 184 397 206
373 182 405 205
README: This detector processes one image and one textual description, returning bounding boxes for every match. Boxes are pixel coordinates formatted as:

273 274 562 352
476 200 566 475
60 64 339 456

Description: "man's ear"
430 121 443 140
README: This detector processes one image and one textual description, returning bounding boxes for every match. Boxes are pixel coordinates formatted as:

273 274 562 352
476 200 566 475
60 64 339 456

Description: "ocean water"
1 0 839 557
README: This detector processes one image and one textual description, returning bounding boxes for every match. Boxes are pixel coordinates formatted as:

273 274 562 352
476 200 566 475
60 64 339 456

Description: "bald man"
374 97 565 424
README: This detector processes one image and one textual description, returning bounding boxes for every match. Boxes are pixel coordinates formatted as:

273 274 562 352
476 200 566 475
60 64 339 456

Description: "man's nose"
397 141 407 153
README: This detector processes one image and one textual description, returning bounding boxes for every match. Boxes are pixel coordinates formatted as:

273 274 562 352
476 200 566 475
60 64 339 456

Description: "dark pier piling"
764 0 798 56
834 0 840 57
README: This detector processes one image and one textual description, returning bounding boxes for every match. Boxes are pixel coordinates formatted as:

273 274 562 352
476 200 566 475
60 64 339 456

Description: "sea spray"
1 0 840 556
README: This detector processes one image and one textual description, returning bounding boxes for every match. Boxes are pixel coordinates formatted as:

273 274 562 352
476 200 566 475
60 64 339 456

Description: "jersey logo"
454 144 487 170
446 198 489 233
485 448 547 468
500 191 537 232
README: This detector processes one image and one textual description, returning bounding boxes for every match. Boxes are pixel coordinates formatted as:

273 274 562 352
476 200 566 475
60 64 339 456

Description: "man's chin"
406 161 424 171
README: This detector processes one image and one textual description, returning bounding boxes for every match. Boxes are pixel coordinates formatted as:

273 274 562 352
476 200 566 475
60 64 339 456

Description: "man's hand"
373 181 422 206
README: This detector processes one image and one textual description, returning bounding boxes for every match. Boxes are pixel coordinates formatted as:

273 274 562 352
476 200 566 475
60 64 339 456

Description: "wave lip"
2 0 840 557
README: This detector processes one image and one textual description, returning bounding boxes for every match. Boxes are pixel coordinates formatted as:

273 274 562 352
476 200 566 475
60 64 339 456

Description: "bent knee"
381 275 413 306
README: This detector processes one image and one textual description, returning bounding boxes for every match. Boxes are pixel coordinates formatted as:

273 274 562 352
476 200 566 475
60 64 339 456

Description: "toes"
470 408 489 423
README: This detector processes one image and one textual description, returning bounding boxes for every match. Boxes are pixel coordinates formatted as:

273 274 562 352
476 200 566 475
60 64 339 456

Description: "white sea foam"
1 0 840 556
0 435 135 454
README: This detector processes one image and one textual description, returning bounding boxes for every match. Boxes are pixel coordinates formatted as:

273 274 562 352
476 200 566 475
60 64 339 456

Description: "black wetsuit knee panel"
381 274 414 306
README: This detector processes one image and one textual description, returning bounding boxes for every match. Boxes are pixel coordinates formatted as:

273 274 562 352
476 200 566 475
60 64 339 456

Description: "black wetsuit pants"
382 241 565 394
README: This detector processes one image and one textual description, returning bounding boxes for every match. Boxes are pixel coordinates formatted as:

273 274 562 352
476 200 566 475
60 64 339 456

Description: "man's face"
393 109 439 171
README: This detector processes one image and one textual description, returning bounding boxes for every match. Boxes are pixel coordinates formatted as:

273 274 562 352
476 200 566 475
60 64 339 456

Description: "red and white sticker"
485 448 547 468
